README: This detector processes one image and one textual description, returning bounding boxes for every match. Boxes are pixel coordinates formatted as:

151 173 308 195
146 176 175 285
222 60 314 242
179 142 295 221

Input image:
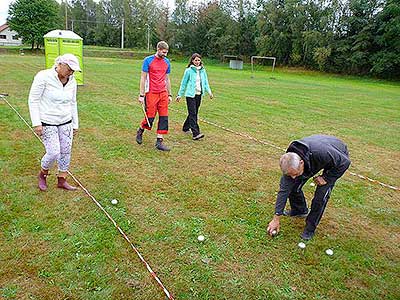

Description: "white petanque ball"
310 182 316 187
298 242 306 249
111 199 118 205
325 249 334 256
197 235 205 242
271 230 277 237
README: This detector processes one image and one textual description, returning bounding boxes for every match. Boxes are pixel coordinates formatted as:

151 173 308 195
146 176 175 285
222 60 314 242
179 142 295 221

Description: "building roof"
0 23 9 33
44 30 82 40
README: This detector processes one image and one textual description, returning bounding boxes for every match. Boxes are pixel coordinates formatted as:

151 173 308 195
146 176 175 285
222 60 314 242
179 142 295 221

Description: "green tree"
94 0 120 47
329 0 384 74
172 1 237 58
256 0 294 64
171 0 198 53
313 46 332 70
196 2 237 57
8 0 61 49
156 4 173 43
134 0 164 49
69 0 99 45
371 0 400 78
223 0 258 57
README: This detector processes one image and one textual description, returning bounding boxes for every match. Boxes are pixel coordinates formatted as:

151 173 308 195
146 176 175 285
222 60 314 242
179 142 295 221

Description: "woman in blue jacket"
176 53 213 140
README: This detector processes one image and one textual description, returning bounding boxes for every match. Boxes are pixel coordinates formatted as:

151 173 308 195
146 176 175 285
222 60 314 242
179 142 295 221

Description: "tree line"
7 0 400 79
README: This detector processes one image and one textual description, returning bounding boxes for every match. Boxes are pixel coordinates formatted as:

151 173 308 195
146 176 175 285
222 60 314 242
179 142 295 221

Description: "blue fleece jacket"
177 65 212 97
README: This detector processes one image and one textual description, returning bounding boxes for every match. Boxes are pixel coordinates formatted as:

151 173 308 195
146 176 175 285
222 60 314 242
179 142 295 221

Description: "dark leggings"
182 94 202 136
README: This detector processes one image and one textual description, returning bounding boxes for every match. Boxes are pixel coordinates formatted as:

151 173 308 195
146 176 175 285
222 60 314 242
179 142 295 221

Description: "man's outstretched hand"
313 175 327 186
267 215 281 236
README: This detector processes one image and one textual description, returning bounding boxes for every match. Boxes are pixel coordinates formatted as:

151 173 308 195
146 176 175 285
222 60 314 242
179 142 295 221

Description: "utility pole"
64 0 68 30
145 23 150 52
121 18 124 49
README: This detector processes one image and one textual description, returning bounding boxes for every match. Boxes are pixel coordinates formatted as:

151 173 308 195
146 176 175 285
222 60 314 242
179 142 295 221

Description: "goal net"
251 56 276 77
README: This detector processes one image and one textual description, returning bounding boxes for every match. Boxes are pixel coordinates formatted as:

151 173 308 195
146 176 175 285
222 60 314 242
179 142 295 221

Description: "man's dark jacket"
275 135 351 215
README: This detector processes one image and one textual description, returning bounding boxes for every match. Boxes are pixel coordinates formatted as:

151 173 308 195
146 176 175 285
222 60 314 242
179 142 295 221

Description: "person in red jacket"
136 41 172 151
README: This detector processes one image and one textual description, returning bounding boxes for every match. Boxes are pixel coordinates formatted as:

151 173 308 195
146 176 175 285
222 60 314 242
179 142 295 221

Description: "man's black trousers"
288 179 336 232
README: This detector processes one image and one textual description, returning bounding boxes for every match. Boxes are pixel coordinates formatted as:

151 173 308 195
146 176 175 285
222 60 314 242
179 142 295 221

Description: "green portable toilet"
44 30 84 85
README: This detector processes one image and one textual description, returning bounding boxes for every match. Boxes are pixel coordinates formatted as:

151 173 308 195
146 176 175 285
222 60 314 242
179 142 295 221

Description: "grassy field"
0 53 399 300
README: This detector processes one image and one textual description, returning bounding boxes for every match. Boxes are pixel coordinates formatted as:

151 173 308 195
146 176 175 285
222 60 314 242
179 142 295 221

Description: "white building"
0 23 22 46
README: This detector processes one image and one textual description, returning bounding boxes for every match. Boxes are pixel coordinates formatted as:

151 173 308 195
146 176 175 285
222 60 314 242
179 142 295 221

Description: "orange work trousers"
141 91 169 134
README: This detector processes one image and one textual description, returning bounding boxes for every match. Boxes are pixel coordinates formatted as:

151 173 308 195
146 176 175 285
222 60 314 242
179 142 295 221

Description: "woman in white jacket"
28 54 81 191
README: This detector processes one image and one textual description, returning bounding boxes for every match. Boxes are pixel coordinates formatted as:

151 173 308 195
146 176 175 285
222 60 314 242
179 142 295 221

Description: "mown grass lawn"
0 53 399 300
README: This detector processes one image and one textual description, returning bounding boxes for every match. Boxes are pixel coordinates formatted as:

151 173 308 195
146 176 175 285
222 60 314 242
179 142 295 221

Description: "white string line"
1 95 175 300
348 172 399 191
170 107 400 192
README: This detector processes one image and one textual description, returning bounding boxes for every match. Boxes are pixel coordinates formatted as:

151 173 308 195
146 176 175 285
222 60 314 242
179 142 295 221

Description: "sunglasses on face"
63 64 74 73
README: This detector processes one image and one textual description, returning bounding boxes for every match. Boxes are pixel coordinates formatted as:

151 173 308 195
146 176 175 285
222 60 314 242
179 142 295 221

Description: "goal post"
251 56 276 76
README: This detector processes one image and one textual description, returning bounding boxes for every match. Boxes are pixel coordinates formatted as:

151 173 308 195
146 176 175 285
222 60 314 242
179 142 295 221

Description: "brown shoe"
136 127 144 144
57 177 77 191
38 169 49 191
155 138 170 151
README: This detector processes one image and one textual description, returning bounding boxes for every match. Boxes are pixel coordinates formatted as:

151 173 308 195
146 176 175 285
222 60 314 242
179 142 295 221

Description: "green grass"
0 54 399 300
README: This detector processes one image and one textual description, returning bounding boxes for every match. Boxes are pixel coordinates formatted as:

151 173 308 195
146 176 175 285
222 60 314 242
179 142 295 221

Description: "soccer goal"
251 56 276 77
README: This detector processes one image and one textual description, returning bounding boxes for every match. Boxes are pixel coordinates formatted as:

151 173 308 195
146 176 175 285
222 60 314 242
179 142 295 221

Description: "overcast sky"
0 0 12 25
0 0 177 25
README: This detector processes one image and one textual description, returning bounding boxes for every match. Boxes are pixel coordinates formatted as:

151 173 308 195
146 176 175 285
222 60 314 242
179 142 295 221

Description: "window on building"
0 35 6 39
12 35 19 40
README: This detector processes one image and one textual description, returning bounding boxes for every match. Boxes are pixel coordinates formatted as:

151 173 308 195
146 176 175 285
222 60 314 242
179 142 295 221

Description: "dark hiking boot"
300 229 315 240
38 169 49 191
155 138 170 151
57 177 77 191
136 128 144 144
192 133 205 140
283 209 309 218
